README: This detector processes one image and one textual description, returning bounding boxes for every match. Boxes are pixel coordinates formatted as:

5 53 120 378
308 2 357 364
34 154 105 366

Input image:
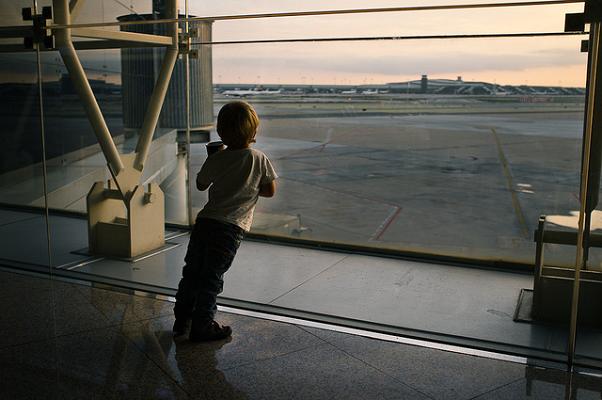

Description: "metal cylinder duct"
118 16 155 134
194 20 214 128
119 17 213 132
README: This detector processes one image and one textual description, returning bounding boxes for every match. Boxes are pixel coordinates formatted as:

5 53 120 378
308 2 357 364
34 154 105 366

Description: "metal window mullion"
33 3 52 271
49 0 585 30
567 21 601 369
184 0 193 226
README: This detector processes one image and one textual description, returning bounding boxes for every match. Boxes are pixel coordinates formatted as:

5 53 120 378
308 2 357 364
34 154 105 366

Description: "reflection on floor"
1 208 602 366
2 269 601 400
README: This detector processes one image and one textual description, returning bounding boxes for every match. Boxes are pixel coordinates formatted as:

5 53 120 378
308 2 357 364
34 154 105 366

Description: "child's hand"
258 181 276 197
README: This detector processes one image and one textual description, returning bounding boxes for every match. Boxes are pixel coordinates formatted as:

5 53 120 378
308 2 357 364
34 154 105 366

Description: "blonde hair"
217 101 259 149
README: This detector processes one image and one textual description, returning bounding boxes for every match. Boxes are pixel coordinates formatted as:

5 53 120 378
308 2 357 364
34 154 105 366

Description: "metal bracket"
21 7 33 20
177 29 201 58
22 6 54 49
585 0 602 23
178 31 192 55
189 27 201 38
565 13 586 32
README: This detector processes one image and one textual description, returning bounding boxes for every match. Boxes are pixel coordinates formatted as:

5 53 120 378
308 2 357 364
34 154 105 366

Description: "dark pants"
174 217 244 323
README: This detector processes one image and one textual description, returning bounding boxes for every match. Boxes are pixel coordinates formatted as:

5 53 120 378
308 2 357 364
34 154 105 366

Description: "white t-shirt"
196 147 278 231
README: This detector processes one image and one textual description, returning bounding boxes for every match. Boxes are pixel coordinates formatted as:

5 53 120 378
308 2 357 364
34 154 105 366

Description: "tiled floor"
3 208 602 362
2 269 602 400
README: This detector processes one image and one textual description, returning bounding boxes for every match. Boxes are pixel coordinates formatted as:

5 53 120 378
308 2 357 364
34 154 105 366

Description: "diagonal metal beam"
53 0 124 176
133 0 179 172
0 40 170 53
51 0 179 196
72 27 174 46
69 0 85 19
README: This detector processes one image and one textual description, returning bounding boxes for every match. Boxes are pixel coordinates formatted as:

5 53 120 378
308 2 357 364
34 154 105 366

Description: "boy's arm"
259 180 276 197
196 161 212 191
259 154 278 197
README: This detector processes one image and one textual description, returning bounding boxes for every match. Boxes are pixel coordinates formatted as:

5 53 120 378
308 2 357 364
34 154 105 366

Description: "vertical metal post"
32 1 52 270
33 0 60 371
567 19 601 369
533 216 546 316
184 0 193 226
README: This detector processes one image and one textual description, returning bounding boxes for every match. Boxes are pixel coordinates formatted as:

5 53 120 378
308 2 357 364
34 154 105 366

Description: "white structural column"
50 0 180 257
134 0 179 172
52 0 124 176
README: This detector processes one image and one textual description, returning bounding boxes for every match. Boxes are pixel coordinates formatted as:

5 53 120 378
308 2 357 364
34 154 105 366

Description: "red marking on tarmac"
372 206 402 241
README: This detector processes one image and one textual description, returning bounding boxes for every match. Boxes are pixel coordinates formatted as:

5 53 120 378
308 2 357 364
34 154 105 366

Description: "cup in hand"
206 140 225 156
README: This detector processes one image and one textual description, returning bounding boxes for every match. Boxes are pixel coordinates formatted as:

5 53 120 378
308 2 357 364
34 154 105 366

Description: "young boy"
173 101 277 341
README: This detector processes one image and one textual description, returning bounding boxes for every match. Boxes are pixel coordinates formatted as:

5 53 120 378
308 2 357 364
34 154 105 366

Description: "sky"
0 0 589 86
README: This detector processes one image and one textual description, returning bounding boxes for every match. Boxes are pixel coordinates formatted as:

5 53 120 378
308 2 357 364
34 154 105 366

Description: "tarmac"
0 93 589 268
194 96 588 267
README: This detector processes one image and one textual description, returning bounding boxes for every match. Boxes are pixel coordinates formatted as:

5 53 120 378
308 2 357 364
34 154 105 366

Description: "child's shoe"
189 320 232 342
172 318 190 337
